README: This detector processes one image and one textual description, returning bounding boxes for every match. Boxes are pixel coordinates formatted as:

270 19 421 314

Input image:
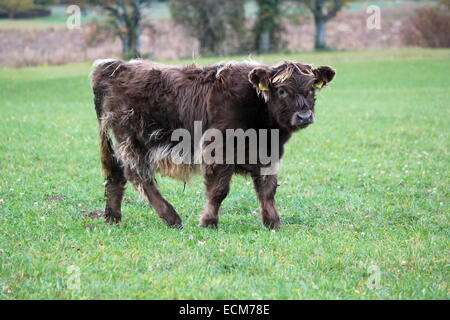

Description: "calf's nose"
297 111 313 122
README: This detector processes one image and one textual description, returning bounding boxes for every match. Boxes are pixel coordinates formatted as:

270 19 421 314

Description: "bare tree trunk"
254 0 281 53
121 36 130 58
123 25 140 58
96 0 144 60
311 0 342 51
199 16 219 56
314 15 326 50
129 0 142 59
133 23 141 58
121 28 140 59
258 28 271 53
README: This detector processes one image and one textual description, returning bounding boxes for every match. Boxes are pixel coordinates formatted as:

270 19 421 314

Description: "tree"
253 0 283 53
168 0 246 56
401 0 450 48
298 0 345 50
75 0 153 59
0 0 35 18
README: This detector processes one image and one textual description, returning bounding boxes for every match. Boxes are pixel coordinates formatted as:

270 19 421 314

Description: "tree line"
0 0 353 58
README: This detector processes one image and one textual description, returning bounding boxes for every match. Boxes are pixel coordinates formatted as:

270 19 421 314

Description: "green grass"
0 48 449 299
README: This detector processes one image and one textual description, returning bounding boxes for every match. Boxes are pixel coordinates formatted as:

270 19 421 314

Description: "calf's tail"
91 59 124 179
92 59 128 222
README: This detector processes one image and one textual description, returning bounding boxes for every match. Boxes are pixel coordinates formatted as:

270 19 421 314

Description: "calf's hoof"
262 218 281 230
161 212 183 228
105 214 121 224
199 215 218 228
105 208 121 224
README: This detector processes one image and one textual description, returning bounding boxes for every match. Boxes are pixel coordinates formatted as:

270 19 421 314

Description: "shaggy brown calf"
91 59 335 229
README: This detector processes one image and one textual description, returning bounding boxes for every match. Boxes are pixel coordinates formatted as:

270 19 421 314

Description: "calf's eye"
277 88 287 98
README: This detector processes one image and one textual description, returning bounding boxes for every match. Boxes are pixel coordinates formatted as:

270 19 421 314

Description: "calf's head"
249 62 335 131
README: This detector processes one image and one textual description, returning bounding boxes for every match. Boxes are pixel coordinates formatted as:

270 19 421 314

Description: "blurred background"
0 0 449 67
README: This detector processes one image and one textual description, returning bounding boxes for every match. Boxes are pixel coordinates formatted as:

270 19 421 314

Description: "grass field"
0 48 449 299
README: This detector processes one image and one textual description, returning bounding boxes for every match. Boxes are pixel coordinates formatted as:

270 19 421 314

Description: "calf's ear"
249 66 272 93
313 66 336 89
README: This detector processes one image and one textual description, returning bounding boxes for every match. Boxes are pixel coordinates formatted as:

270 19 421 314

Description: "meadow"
0 48 448 299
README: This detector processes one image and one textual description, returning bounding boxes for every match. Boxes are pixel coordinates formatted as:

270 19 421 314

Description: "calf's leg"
127 170 182 227
199 165 233 228
104 170 127 223
252 174 280 229
99 133 127 223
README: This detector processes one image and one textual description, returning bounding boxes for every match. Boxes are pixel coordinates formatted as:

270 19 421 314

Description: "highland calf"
91 59 335 229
